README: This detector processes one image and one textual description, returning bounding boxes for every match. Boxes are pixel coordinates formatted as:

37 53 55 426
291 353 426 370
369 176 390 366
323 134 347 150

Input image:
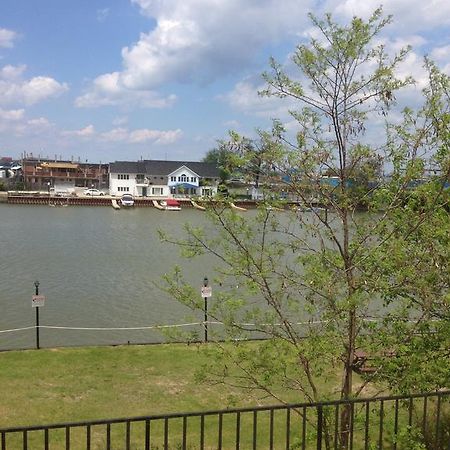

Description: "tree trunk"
340 308 357 449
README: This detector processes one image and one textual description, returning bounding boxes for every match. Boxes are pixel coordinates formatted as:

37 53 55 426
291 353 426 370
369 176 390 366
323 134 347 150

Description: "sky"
0 0 449 163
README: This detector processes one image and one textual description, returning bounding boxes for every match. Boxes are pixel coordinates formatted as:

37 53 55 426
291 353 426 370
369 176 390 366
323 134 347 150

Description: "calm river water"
0 204 225 350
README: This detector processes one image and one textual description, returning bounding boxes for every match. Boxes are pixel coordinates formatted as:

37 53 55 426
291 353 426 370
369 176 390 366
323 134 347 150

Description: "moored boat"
160 199 181 211
120 194 134 207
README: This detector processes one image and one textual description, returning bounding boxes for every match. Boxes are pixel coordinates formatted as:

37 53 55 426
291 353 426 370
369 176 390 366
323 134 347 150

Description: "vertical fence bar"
422 396 428 437
269 409 274 450
200 415 204 450
65 426 70 450
164 417 169 450
393 399 399 450
302 406 307 450
252 410 257 450
182 416 187 450
316 405 323 450
235 411 241 450
22 430 27 450
349 402 355 450
126 421 131 450
218 413 223 450
334 403 339 450
364 401 370 450
408 397 413 427
86 425 91 450
378 400 384 450
106 423 110 450
334 404 339 450
286 407 291 450
44 428 49 450
435 394 441 448
145 419 150 450
1 431 5 450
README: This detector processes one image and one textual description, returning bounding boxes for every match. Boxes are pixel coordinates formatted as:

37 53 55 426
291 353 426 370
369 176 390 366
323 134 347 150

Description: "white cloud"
0 64 26 80
99 127 129 142
220 77 296 120
0 113 53 136
0 64 68 106
99 127 183 144
77 0 313 106
62 125 96 138
0 107 25 121
21 76 69 105
129 128 182 144
326 0 450 30
0 28 18 48
75 71 177 108
223 120 240 128
26 117 52 129
430 45 450 63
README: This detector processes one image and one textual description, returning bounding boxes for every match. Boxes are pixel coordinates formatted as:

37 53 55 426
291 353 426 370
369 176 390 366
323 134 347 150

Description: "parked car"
83 188 104 196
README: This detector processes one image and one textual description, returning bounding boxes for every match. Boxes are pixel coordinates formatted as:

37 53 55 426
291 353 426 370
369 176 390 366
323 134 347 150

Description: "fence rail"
1 391 448 449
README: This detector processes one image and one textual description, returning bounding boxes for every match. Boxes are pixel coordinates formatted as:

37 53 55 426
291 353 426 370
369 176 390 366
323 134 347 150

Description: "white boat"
120 194 134 207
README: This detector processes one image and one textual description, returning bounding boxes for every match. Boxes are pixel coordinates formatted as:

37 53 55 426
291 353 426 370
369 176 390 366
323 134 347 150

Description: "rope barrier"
0 318 433 335
0 326 36 334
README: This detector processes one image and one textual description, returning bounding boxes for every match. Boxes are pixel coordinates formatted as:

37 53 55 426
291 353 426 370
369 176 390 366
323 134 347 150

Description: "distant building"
21 158 108 191
0 158 22 190
109 160 220 197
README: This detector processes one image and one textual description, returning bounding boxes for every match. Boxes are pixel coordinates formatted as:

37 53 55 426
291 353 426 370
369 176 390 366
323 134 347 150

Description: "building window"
170 176 176 182
118 174 130 180
152 187 163 195
118 186 129 192
191 177 197 183
179 174 187 182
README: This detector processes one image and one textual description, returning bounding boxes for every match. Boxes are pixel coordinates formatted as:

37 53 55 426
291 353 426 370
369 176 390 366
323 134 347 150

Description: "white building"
109 160 220 198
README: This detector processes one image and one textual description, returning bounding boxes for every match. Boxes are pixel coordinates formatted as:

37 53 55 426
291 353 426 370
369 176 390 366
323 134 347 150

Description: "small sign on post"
201 286 212 298
32 295 45 308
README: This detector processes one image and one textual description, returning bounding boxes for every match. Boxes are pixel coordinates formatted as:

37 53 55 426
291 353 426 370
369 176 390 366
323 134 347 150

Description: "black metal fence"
1 391 448 449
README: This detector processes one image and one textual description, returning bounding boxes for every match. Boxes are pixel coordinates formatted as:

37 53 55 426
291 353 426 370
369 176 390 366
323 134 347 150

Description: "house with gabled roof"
109 160 220 198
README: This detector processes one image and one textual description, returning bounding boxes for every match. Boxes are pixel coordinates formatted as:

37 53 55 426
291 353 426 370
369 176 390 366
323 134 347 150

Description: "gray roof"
110 160 219 178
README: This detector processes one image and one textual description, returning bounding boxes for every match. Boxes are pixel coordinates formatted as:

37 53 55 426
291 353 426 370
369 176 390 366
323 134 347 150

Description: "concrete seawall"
5 194 258 209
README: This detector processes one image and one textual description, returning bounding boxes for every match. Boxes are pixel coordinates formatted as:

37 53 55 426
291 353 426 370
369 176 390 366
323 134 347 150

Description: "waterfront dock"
5 192 255 209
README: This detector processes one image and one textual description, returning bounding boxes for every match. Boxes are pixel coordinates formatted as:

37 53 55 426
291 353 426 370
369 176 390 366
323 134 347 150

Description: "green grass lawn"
1 342 321 429
1 343 329 449
1 344 444 449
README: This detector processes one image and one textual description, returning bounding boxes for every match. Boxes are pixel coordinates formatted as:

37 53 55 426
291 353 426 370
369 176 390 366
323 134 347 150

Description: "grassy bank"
1 344 227 427
2 344 445 449
1 342 328 429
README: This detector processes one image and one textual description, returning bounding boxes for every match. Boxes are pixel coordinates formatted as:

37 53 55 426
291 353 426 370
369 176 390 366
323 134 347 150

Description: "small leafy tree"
162 8 449 449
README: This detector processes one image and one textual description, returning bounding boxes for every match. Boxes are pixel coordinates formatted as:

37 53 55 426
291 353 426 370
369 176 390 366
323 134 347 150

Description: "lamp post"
34 280 40 349
203 276 208 343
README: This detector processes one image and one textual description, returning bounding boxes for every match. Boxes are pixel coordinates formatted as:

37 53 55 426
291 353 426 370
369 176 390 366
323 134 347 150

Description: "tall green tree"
163 8 449 448
202 133 277 190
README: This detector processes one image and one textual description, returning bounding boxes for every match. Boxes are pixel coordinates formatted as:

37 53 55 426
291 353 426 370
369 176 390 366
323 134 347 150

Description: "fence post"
317 404 323 450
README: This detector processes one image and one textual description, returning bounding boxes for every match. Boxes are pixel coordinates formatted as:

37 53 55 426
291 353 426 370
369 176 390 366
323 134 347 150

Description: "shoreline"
3 192 257 209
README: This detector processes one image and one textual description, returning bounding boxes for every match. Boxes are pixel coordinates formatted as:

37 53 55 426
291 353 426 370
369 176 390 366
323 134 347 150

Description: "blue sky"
0 0 449 163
